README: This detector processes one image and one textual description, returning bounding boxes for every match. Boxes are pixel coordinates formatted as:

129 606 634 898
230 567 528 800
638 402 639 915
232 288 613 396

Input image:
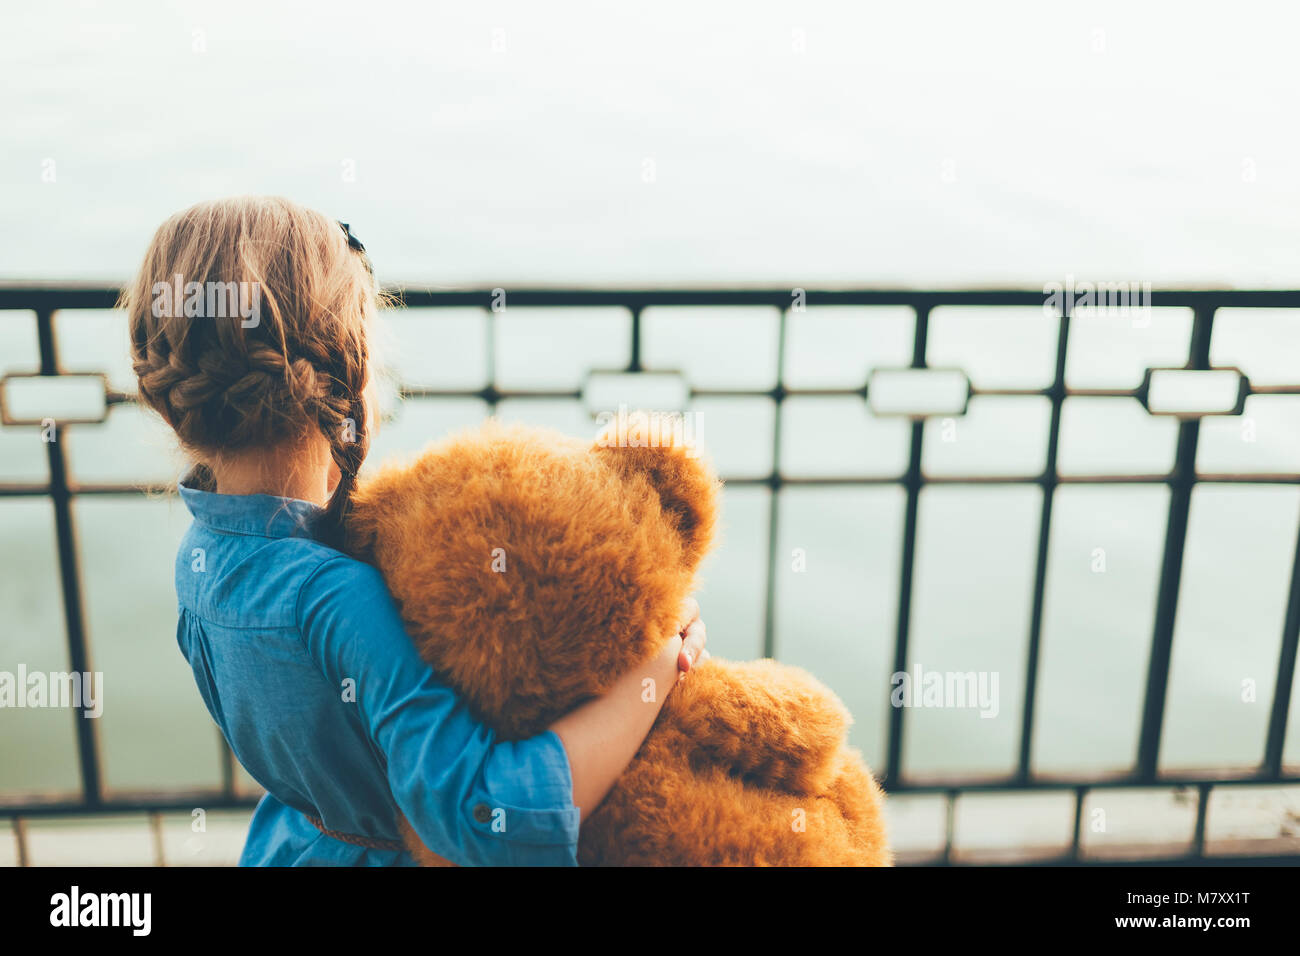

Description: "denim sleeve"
296 555 580 866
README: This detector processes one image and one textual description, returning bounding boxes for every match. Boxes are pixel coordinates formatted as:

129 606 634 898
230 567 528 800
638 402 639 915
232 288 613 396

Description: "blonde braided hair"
124 196 381 547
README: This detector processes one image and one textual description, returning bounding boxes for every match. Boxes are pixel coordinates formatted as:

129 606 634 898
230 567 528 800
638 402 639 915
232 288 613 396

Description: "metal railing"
2 284 1300 865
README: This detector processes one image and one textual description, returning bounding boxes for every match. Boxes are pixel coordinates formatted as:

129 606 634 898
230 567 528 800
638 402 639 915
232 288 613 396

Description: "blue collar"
178 481 323 540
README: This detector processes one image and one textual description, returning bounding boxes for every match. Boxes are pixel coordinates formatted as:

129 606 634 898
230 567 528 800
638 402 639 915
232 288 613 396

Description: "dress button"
473 803 493 824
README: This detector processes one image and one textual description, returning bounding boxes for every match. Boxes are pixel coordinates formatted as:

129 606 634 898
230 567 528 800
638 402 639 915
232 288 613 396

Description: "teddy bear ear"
592 411 720 568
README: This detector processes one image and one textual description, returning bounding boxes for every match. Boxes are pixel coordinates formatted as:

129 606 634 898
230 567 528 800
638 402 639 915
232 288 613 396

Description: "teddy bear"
345 414 891 866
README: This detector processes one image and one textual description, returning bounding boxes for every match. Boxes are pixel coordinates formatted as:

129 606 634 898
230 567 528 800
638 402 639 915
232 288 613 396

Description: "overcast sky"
3 0 1298 287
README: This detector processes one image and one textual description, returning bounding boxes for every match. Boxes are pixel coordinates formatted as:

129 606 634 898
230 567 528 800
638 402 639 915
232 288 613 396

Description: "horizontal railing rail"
2 284 1299 864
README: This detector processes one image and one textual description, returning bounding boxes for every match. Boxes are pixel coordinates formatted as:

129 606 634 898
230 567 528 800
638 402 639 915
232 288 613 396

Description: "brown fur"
347 416 891 866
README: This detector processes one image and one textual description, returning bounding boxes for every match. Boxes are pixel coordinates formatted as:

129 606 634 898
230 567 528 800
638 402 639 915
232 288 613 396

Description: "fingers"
677 596 700 634
677 617 707 676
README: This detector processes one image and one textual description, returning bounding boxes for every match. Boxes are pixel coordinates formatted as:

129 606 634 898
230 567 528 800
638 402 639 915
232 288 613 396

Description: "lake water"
3 0 1300 859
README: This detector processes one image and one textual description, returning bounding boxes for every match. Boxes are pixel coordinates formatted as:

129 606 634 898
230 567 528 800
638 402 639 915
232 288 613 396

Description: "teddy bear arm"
661 658 851 794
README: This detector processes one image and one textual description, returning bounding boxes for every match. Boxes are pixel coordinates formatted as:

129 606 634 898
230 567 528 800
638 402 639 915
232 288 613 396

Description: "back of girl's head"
124 196 380 545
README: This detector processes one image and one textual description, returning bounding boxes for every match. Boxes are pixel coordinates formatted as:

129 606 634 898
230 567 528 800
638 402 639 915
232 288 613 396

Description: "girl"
125 196 706 866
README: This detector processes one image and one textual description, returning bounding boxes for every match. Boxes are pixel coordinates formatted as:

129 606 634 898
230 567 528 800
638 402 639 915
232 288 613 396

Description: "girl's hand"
552 595 708 813
675 597 707 677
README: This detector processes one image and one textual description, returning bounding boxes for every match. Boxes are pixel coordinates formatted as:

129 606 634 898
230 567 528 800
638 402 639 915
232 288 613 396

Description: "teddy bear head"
346 413 719 740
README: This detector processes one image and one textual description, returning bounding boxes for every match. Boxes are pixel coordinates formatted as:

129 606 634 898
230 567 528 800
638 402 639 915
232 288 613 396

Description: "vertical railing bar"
14 816 29 868
1136 306 1214 781
220 733 236 799
1191 783 1211 858
884 303 930 790
1071 786 1085 861
628 304 643 373
761 308 788 660
943 788 956 865
909 303 930 371
1018 300 1070 782
37 307 102 809
149 810 165 867
35 305 57 376
1264 511 1300 777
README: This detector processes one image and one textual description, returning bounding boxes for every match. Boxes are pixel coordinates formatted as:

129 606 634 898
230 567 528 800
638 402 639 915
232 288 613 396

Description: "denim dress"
174 483 580 866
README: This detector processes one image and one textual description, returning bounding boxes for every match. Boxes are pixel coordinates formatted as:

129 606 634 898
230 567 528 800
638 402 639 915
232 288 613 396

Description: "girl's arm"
551 603 705 815
299 555 702 865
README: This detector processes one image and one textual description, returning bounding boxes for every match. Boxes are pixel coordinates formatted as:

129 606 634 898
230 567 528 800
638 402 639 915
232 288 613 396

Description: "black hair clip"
337 220 374 277
338 221 366 254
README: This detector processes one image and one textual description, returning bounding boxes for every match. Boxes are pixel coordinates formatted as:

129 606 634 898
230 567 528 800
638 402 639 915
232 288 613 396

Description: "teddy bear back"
346 418 720 740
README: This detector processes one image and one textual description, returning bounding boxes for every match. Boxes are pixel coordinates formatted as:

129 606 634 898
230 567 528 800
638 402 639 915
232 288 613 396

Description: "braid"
132 327 333 451
314 390 370 549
